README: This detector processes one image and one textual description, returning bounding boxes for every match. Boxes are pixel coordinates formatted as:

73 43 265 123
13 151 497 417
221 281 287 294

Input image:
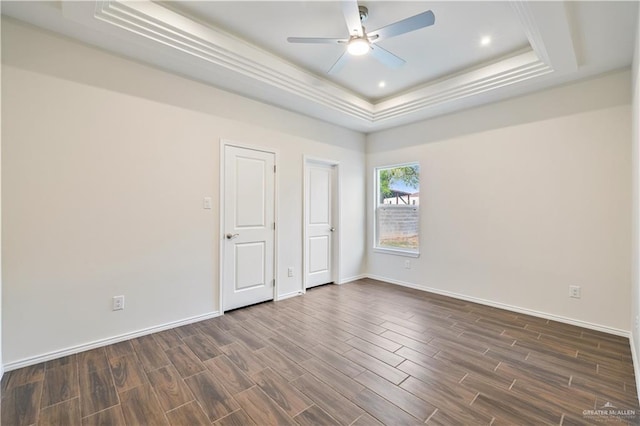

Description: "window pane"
376 164 420 252
377 206 419 249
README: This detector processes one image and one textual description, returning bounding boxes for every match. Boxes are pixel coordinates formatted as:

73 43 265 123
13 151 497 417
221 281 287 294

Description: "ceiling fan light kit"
347 37 370 56
287 1 435 73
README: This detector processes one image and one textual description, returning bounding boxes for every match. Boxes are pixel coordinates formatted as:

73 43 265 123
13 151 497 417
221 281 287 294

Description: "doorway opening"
303 157 340 290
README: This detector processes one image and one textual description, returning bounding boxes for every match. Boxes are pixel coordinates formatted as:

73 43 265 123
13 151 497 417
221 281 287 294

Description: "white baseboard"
367 274 630 338
630 333 640 404
0 363 4 382
337 274 367 285
277 290 303 301
3 311 220 372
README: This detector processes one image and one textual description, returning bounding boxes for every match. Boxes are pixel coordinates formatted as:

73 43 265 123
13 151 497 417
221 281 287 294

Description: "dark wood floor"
2 278 639 425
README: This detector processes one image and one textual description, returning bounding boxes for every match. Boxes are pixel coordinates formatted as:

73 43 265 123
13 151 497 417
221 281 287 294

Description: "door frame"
302 156 340 292
219 139 279 314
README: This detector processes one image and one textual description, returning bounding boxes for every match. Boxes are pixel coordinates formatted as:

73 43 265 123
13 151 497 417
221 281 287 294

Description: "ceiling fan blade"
287 37 346 44
341 0 363 37
369 10 435 41
328 51 350 74
370 44 405 69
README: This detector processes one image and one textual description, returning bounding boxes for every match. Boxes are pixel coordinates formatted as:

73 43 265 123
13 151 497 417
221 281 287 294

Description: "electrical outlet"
287 267 294 277
404 260 411 269
113 295 125 311
203 197 213 210
569 285 581 299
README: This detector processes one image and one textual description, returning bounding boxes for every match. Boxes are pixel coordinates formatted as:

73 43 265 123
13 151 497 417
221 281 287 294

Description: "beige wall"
0 7 3 379
367 71 632 333
1 15 636 370
631 3 640 399
1 18 366 366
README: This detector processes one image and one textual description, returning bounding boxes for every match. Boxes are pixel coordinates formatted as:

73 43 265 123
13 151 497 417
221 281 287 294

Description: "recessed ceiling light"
480 36 492 46
378 81 386 88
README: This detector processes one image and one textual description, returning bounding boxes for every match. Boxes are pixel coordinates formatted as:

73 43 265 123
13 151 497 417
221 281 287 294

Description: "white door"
305 162 337 288
223 145 275 311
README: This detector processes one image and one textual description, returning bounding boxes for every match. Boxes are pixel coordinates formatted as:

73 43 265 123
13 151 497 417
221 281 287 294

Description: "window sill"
373 247 420 258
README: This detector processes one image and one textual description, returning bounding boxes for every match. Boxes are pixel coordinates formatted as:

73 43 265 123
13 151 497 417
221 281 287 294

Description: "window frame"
373 162 421 258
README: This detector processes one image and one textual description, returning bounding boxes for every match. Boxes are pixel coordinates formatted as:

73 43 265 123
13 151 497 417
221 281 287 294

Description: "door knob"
226 233 239 240
330 227 335 232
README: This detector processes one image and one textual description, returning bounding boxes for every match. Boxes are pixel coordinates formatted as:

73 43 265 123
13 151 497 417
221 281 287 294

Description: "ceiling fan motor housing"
358 6 369 22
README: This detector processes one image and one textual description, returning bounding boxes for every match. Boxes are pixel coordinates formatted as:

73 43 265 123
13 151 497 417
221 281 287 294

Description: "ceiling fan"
287 1 435 74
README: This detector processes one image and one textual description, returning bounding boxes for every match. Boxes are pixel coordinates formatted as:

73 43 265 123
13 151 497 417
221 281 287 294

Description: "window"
375 163 420 256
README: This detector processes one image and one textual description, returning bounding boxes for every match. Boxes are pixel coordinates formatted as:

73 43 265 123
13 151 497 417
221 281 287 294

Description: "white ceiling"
2 1 638 132
167 1 530 100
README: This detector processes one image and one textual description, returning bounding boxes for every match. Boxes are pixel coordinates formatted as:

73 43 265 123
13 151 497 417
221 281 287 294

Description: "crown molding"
374 51 552 122
511 0 577 73
90 0 373 122
56 0 575 131
511 1 551 65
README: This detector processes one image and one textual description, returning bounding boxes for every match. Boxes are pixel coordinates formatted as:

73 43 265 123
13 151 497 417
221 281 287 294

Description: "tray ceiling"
2 1 637 132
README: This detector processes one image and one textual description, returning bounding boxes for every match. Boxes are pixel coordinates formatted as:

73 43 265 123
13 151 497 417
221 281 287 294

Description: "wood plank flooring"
2 278 639 425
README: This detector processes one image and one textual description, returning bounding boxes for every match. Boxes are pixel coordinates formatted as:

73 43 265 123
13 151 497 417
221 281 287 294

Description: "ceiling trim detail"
60 0 576 131
510 0 577 73
510 1 551 65
374 51 552 123
91 0 373 121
